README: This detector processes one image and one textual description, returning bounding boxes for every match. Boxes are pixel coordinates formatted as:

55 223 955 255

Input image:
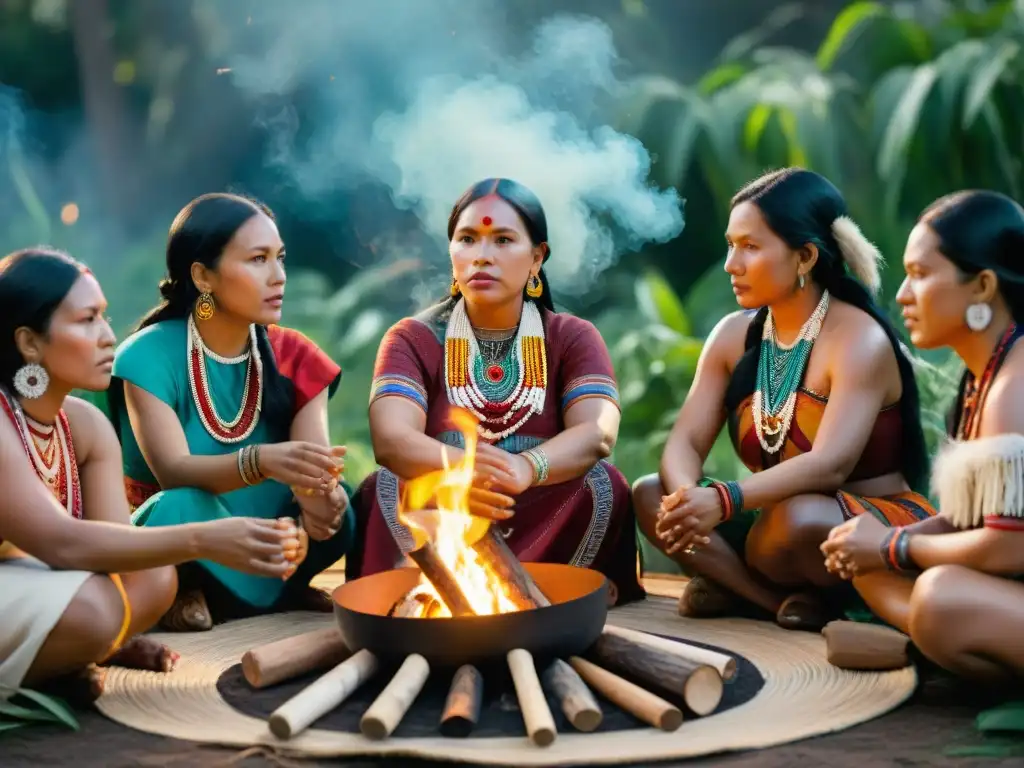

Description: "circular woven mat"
96 596 917 765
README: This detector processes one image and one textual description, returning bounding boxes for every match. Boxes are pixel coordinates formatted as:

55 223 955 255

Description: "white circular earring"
965 302 993 332
13 363 49 399
798 274 806 290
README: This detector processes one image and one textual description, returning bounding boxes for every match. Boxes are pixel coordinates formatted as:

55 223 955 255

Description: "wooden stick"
360 654 430 740
602 624 737 681
541 658 602 732
507 648 557 747
440 664 484 738
472 525 551 608
242 627 350 689
590 630 723 716
408 542 476 617
268 649 378 740
568 656 682 732
823 620 911 670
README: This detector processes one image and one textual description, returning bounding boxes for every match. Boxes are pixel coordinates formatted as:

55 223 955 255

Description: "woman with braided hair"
108 193 355 632
633 168 935 630
822 190 1024 680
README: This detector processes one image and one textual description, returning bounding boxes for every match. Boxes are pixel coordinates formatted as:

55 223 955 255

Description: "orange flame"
399 408 519 617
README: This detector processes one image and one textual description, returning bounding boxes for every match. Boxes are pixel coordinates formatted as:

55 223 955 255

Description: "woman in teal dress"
108 193 354 631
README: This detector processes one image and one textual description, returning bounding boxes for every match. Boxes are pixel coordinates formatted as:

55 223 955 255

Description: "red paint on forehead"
481 216 492 226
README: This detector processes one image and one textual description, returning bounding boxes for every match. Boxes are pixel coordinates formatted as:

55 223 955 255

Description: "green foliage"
0 687 79 737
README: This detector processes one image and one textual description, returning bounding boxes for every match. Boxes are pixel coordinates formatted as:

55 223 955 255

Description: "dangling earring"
195 292 216 321
798 274 806 290
965 302 992 332
450 278 460 298
526 274 543 298
13 363 49 400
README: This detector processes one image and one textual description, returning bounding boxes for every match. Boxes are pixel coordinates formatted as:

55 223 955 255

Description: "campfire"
239 409 736 747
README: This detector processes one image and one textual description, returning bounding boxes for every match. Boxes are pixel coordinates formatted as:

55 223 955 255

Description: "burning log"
440 664 484 737
568 656 683 731
268 649 378 740
360 654 431 740
407 542 476 617
472 525 551 609
602 624 737 681
589 630 723 716
507 648 557 747
541 658 603 732
241 627 350 689
389 589 444 618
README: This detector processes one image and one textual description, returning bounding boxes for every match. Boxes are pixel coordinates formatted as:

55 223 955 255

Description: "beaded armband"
237 444 264 486
879 527 917 572
521 447 550 486
707 480 744 522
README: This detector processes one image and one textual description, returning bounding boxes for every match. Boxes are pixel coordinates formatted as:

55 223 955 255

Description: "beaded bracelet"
520 447 550 486
879 527 917 572
706 480 744 522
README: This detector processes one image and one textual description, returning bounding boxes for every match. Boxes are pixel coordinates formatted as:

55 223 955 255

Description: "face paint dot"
481 216 492 227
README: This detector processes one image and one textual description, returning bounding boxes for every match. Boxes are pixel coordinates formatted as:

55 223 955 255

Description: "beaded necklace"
956 322 1021 441
0 387 82 519
752 290 830 454
444 298 548 442
186 315 263 444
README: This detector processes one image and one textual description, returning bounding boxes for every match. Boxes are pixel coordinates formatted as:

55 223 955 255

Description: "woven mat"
95 596 917 765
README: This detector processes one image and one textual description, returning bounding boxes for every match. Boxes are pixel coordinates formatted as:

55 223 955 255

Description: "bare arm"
733 323 893 511
659 313 745 493
908 527 1024 573
124 383 247 494
66 397 134 525
528 398 619 485
370 397 464 481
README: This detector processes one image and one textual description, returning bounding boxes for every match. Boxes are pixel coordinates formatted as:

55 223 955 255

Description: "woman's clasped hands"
820 513 890 580
656 484 721 555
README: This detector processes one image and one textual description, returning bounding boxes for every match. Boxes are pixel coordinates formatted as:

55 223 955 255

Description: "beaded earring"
195 292 216 321
450 278 460 298
525 275 543 298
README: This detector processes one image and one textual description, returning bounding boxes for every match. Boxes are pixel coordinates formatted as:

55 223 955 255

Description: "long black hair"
725 168 929 492
109 193 295 436
918 190 1024 435
0 248 87 392
445 178 555 312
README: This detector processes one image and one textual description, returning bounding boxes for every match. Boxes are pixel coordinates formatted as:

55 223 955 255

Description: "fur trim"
831 216 883 296
931 433 1024 529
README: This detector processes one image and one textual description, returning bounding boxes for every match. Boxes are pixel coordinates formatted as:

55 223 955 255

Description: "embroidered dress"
110 319 352 609
348 301 643 603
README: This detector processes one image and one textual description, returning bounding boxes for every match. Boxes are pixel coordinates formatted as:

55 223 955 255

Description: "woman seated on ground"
822 190 1024 680
108 193 353 632
346 177 644 605
633 168 935 630
0 248 302 701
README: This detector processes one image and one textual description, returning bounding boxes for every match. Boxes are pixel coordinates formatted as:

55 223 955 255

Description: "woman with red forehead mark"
348 178 644 605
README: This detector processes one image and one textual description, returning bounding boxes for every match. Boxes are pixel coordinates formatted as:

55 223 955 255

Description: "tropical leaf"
963 39 1019 128
875 62 938 215
4 688 79 731
816 1 888 71
977 701 1024 733
636 270 691 336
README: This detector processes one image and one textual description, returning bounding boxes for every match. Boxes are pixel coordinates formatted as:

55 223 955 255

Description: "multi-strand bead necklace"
752 290 830 454
444 298 548 442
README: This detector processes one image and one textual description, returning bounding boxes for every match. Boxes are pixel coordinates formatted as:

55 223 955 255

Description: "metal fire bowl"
333 563 609 667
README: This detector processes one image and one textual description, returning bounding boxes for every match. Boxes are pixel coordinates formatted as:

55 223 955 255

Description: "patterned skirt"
347 460 644 604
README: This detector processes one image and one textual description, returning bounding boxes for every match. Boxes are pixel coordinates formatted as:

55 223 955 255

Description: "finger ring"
683 545 697 555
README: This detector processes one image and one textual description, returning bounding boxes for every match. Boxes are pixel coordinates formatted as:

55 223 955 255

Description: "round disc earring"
965 302 993 332
13 362 49 399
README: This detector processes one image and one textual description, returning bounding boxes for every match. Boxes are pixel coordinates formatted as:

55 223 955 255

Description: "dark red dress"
346 302 644 604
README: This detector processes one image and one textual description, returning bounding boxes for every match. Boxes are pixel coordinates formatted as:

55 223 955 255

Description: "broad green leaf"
719 3 803 63
636 270 691 336
876 62 938 215
743 104 773 153
0 699 63 722
977 701 1024 733
777 108 808 167
8 688 79 731
979 101 1021 199
697 63 747 95
816 1 888 71
0 722 28 734
963 40 1019 128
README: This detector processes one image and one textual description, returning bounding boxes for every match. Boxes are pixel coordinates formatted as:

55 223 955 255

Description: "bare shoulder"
980 351 1024 435
63 396 120 463
705 310 756 364
825 300 892 367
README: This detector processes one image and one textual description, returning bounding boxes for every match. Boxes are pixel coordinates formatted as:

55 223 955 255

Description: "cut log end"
823 620 911 671
683 665 724 716
440 664 484 739
658 708 684 731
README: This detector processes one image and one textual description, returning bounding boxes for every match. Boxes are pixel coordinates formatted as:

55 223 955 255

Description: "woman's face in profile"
449 196 543 310
33 273 117 393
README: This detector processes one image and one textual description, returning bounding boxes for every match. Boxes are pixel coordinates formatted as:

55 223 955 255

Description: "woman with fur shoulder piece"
823 190 1024 680
633 168 936 631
